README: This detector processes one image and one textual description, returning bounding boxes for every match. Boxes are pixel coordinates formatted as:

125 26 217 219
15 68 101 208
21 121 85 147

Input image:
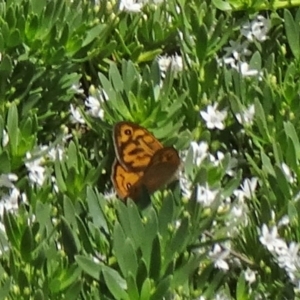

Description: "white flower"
241 15 270 42
51 176 59 194
0 187 20 216
200 103 227 130
104 189 117 202
152 0 164 4
70 104 85 124
48 145 64 161
210 151 225 167
196 184 218 206
244 268 256 284
25 152 46 186
21 193 28 204
158 54 183 78
191 141 208 166
278 215 290 227
119 0 143 12
281 163 295 183
237 62 262 79
241 177 257 199
2 130 8 147
236 104 255 125
234 177 257 201
223 40 251 62
158 55 172 73
171 54 183 76
259 224 287 253
209 244 230 271
0 174 18 188
179 172 193 199
277 242 300 274
2 188 19 209
71 83 84 94
85 96 104 119
214 291 231 300
230 204 243 219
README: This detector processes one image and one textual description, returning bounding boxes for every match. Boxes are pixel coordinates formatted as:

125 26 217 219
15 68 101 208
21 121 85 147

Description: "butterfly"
111 121 180 201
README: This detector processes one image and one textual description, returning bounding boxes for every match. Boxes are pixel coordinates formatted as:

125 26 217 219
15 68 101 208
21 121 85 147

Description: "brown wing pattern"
113 122 163 171
111 122 180 201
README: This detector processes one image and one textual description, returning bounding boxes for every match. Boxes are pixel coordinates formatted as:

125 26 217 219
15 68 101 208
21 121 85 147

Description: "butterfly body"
111 122 180 201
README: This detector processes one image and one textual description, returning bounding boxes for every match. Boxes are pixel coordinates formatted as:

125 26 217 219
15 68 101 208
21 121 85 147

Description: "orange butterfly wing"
113 122 163 172
111 122 180 201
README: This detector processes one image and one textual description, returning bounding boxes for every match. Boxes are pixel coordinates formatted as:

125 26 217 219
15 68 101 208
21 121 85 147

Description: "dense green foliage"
1 0 300 299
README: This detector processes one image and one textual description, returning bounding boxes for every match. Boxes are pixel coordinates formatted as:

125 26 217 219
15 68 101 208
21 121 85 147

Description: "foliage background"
0 0 300 299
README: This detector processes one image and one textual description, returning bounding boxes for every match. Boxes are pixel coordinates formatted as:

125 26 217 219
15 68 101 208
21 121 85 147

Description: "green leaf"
254 98 270 141
86 187 108 232
64 280 82 300
54 160 67 192
288 201 298 224
212 0 232 11
82 24 106 47
274 165 291 198
136 258 149 292
150 275 172 300
35 202 53 232
149 235 161 280
236 272 246 300
7 103 19 154
63 196 77 229
172 253 203 287
157 195 174 238
140 207 158 269
61 267 82 293
196 25 208 63
113 220 138 277
33 289 45 300
60 23 69 46
3 210 20 249
0 278 10 299
76 216 94 254
18 270 29 292
6 6 16 28
0 151 11 173
284 9 300 59
26 14 39 39
115 201 133 239
31 0 47 15
20 226 33 262
99 73 117 101
76 255 101 280
61 217 78 261
67 141 79 170
284 121 300 160
165 217 189 267
140 278 152 300
109 62 124 92
7 29 21 47
102 265 128 300
126 273 139 300
261 150 275 177
126 200 144 247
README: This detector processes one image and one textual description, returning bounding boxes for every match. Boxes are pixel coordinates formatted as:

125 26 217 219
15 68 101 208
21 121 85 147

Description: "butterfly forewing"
113 122 163 172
